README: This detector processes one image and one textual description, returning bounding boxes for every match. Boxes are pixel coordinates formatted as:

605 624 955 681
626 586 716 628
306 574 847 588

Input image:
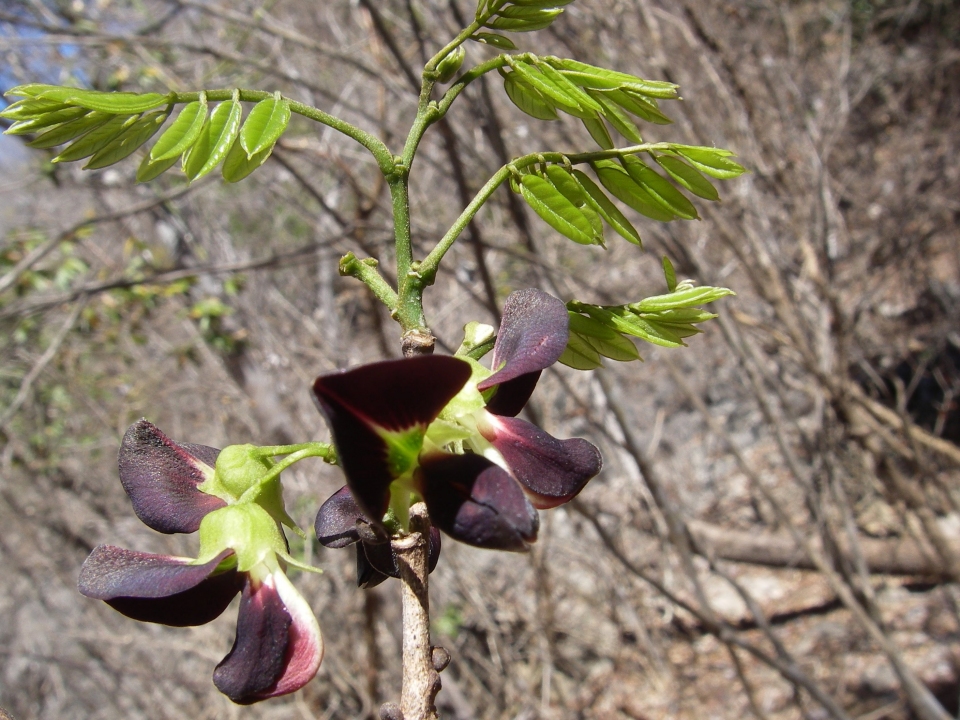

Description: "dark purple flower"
78 420 323 704
312 289 602 554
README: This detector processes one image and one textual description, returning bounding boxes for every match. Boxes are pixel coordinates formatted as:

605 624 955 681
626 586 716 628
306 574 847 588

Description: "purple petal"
214 571 323 704
314 486 366 548
477 289 569 415
119 419 226 534
477 414 602 509
312 357 472 521
356 547 390 589
78 545 241 626
418 452 539 551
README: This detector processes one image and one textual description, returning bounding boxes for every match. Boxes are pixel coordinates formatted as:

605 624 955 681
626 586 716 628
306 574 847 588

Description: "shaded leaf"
509 61 589 117
519 174 600 245
572 169 642 246
655 155 719 201
137 152 180 183
5 106 89 135
85 110 168 169
662 255 677 292
568 312 639 361
557 334 603 370
585 88 643 143
26 111 112 149
488 9 562 32
150 96 207 162
52 114 138 163
33 86 169 114
472 32 517 49
581 115 614 149
621 156 698 220
0 98 70 120
592 160 675 222
239 93 290 158
604 88 673 124
221 138 275 183
674 145 746 179
503 72 558 121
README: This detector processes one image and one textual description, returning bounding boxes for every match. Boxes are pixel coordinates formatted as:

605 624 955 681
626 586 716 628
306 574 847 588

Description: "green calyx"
209 444 273 499
197 503 287 572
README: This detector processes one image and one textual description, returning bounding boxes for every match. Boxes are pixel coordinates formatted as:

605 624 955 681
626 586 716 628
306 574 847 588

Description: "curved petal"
314 486 365 548
418 452 539 551
213 570 323 704
78 545 241 626
312 357 472 521
356 546 390 589
477 414 602 509
477 289 568 416
119 419 226 534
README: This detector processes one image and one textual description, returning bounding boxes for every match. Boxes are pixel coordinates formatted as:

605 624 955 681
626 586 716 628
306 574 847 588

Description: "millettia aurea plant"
3 0 744 716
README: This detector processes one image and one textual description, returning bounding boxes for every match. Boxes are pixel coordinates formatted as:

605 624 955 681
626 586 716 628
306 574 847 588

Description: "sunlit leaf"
183 96 243 181
519 174 600 245
52 114 138 163
585 89 643 143
503 72 558 120
603 88 673 125
221 137 274 183
569 313 640 361
621 156 698 220
34 86 169 114
545 166 603 241
0 98 70 121
239 92 290 158
509 61 588 117
655 155 719 201
571 170 642 246
5 106 89 135
548 59 680 99
489 9 562 32
592 160 675 222
25 111 111 149
150 95 207 162
85 111 168 169
472 32 517 49
632 286 735 312
537 62 603 113
674 146 746 180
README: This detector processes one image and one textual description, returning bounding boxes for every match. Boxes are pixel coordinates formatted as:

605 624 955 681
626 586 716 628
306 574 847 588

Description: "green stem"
172 89 395 176
251 441 334 459
340 252 398 310
238 446 334 503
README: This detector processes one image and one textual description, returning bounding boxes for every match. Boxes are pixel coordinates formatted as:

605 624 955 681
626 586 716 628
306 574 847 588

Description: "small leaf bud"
435 46 466 83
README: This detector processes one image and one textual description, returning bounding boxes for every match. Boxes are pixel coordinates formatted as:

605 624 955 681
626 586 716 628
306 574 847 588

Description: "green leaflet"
621 156 698 220
536 62 603 113
0 98 71 121
183 97 243 181
85 111 168 170
5 106 90 135
222 137 275 183
604 89 673 125
239 93 291 158
137 152 180 183
150 95 207 162
655 155 719 201
584 89 643 143
585 306 685 347
581 115 614 149
53 114 139 163
503 72 558 120
519 174 600 246
509 61 588 117
662 255 677 292
488 10 562 32
548 59 680 99
592 160 675 222
511 0 575 6
673 146 746 180
644 308 718 325
569 312 640 362
33 86 169 114
26 111 111 149
632 285 735 312
572 169 642 246
558 332 603 370
545 166 603 242
472 32 517 49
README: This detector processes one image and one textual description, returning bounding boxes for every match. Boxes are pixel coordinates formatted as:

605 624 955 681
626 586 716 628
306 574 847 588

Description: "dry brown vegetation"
1 0 959 718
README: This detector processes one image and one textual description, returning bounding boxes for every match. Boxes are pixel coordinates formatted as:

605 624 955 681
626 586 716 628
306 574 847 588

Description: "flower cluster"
79 288 602 703
314 288 602 559
78 421 323 704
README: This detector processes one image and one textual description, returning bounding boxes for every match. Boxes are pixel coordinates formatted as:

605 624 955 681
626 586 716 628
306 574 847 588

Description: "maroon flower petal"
314 486 365 549
214 572 323 704
477 414 602 509
418 452 539 551
78 545 241 626
312 356 472 521
214 575 291 704
119 419 226 534
477 289 569 416
356 547 390 589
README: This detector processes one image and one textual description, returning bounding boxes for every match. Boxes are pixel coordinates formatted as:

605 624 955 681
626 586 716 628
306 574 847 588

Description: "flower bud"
436 46 465 83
